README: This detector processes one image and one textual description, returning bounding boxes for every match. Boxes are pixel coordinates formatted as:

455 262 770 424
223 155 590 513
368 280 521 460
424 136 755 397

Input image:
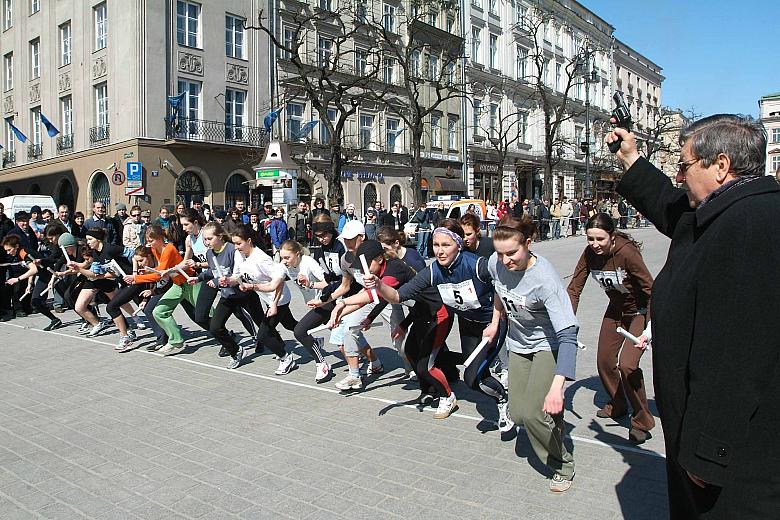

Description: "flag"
5 118 27 143
39 112 60 137
166 92 186 109
295 120 319 138
263 107 283 133
390 127 405 136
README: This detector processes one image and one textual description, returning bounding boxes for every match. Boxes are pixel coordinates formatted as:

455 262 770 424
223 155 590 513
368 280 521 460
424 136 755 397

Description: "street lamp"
577 48 600 199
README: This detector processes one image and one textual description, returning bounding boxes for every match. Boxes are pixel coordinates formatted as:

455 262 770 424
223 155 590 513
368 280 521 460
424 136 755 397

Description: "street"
0 226 670 519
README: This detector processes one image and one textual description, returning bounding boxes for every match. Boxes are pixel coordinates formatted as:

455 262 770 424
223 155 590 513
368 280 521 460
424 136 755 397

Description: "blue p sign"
126 162 142 182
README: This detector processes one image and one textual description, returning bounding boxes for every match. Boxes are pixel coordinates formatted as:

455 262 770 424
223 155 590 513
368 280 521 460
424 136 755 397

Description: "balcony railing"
90 125 110 147
164 117 269 148
56 134 74 155
27 143 43 160
1 151 15 167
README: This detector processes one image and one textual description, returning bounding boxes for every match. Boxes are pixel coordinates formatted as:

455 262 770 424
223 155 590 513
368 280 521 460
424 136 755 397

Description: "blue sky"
581 0 780 117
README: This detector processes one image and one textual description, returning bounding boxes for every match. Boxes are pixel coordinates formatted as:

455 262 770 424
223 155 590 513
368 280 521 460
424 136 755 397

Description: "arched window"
297 179 312 203
225 174 249 210
90 173 110 208
363 183 377 215
389 184 402 206
56 179 75 210
175 171 205 208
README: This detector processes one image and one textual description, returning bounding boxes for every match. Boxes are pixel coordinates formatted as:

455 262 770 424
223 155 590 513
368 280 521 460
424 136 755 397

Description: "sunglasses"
131 213 141 217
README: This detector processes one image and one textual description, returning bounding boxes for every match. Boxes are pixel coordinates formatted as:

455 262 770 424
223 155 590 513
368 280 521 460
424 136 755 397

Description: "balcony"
27 144 43 160
1 151 15 167
56 134 74 155
164 117 269 148
90 125 110 147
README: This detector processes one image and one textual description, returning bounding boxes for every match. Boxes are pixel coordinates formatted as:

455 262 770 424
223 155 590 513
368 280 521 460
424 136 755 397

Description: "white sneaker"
499 369 509 390
497 400 515 433
227 347 244 369
408 370 418 381
433 393 458 419
114 335 134 352
315 362 331 383
77 321 91 335
126 329 137 341
87 320 110 337
159 342 185 356
335 374 363 391
274 353 297 375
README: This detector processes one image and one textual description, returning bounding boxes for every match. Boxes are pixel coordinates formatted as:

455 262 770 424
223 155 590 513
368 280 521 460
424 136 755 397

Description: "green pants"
508 349 575 479
152 282 202 345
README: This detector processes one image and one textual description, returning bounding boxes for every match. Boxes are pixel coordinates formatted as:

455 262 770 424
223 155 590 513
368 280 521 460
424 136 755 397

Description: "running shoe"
499 369 509 390
218 346 230 358
433 393 458 419
315 362 331 383
115 335 134 352
227 348 244 370
497 400 515 433
366 363 384 375
146 343 164 352
408 370 418 381
126 329 137 342
87 320 110 337
335 375 363 391
159 342 185 356
76 321 91 335
274 353 297 375
43 319 63 331
549 473 573 493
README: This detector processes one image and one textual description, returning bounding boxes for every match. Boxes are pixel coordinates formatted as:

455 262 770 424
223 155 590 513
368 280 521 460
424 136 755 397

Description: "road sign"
125 161 144 196
111 170 125 186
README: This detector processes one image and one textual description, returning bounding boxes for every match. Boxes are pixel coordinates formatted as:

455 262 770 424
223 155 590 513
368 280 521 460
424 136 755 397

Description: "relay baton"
60 245 71 264
463 337 491 369
359 254 379 304
307 323 331 335
616 326 641 345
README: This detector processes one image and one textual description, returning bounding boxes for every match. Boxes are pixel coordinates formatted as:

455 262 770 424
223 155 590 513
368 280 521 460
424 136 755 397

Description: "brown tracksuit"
567 235 655 432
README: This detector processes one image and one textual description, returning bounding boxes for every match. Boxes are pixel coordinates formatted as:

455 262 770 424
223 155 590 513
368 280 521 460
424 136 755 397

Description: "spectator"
41 209 54 224
155 205 174 233
72 211 87 239
122 206 146 248
373 200 384 216
29 205 46 242
112 203 128 240
224 208 243 235
0 201 13 241
214 209 227 225
235 200 249 224
287 201 311 245
364 208 378 240
560 196 573 238
338 204 359 233
328 202 342 223
379 200 407 232
83 201 118 245
311 198 328 219
7 211 38 252
192 198 205 218
431 201 447 227
409 202 431 257
201 203 212 222
550 198 562 239
54 204 73 233
269 207 289 253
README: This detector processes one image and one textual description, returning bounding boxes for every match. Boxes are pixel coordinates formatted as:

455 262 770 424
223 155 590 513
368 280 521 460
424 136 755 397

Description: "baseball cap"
341 220 365 239
58 233 77 248
351 240 385 268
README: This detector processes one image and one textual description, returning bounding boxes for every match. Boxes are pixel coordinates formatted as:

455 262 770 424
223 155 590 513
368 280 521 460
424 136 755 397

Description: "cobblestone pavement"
0 226 670 519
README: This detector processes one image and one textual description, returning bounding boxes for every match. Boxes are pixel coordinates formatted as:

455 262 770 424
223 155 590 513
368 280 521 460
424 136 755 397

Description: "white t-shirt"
233 247 291 306
286 254 326 301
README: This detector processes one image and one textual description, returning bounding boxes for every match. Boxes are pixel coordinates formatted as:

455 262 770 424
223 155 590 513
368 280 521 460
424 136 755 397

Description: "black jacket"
7 225 38 252
378 210 407 230
618 158 780 519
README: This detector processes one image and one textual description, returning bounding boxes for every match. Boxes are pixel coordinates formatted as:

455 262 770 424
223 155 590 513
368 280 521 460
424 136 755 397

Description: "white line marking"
1 322 665 459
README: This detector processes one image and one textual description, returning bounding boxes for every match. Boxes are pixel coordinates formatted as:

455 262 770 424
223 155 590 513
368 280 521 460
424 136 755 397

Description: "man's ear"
715 152 733 182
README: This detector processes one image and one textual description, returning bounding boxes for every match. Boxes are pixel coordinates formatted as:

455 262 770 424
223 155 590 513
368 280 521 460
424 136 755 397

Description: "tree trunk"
411 129 424 207
328 144 345 207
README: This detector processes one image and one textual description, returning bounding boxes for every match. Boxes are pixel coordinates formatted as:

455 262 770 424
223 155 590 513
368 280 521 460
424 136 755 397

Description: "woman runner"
566 212 655 444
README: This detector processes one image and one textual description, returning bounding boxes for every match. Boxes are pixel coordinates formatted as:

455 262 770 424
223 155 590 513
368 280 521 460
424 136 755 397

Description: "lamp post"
578 48 600 199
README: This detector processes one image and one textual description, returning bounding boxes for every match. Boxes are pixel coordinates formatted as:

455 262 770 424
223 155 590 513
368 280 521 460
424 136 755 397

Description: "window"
772 128 780 143
356 0 367 23
319 0 332 10
471 0 481 9
428 55 439 81
427 9 437 27
488 33 498 69
60 22 71 66
176 79 200 138
445 62 455 85
488 0 497 15
471 27 481 64
5 116 15 153
448 117 457 150
555 25 562 47
29 38 39 79
772 155 780 173
542 58 550 86
2 0 11 30
61 95 72 137
446 17 454 33
555 62 562 91
517 110 527 144
472 99 481 136
320 108 336 144
286 102 303 140
514 0 525 23
29 0 38 14
283 27 295 60
410 50 420 77
225 89 246 140
382 57 394 84
386 118 399 152
359 114 373 149
95 82 109 127
355 48 367 76
430 114 441 148
318 37 332 68
3 52 11 91
94 2 108 50
383 4 395 33
488 103 500 138
516 46 527 79
30 107 41 145
575 126 583 150
176 1 200 47
225 14 245 59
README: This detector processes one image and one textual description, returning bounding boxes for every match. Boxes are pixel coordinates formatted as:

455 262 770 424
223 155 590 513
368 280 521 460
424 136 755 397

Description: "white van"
0 195 57 217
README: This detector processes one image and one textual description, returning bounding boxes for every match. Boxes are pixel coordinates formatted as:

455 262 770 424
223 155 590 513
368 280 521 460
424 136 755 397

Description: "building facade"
0 0 270 213
759 92 780 176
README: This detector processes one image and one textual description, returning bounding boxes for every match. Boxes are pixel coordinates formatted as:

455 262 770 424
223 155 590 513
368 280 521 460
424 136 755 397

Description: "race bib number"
195 253 207 264
495 285 527 319
591 269 629 294
323 252 342 276
438 280 481 311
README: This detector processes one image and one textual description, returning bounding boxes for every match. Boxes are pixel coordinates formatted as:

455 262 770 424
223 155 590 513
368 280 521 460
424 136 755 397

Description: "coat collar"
695 175 780 228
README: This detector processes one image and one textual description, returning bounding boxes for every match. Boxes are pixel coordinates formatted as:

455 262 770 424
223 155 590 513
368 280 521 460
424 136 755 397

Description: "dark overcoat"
618 157 780 519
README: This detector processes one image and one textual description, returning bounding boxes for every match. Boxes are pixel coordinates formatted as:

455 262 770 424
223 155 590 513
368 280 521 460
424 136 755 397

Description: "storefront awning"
434 177 467 192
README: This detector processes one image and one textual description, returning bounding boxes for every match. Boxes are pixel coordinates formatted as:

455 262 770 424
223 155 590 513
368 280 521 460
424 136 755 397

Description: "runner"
230 225 297 375
485 214 578 492
109 246 162 351
566 212 655 444
460 213 494 257
2 234 35 319
367 219 510 424
278 239 332 381
28 223 69 331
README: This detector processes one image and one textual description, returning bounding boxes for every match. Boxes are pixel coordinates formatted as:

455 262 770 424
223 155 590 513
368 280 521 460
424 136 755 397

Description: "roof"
761 92 780 100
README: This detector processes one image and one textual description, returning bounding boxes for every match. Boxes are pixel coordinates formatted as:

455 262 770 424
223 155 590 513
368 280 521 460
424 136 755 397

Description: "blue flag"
167 92 186 109
39 112 60 137
295 120 319 138
263 107 283 133
5 118 27 143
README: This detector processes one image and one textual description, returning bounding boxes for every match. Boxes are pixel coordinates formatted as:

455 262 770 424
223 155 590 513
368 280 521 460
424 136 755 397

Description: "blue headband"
432 227 464 249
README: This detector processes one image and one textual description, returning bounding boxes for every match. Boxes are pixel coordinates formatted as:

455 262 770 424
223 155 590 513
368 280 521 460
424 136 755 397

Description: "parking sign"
125 161 145 196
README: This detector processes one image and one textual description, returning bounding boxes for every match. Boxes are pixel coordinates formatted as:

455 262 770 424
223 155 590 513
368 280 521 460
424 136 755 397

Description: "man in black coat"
611 114 780 519
378 200 407 232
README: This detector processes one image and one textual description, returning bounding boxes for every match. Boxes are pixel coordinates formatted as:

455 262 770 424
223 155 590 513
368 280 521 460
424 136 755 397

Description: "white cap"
341 220 365 239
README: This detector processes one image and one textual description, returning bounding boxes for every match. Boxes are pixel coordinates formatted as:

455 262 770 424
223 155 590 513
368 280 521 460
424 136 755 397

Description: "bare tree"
247 3 385 206
366 0 467 206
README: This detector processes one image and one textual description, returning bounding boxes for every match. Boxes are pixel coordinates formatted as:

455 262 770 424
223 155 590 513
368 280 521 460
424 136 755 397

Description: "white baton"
359 254 379 304
616 326 641 345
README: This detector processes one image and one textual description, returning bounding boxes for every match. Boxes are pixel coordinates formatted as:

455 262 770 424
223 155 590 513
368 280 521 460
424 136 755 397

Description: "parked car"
404 196 487 245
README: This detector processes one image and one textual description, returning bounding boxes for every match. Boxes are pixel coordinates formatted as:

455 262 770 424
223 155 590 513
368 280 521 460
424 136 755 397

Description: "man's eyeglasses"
677 158 700 177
